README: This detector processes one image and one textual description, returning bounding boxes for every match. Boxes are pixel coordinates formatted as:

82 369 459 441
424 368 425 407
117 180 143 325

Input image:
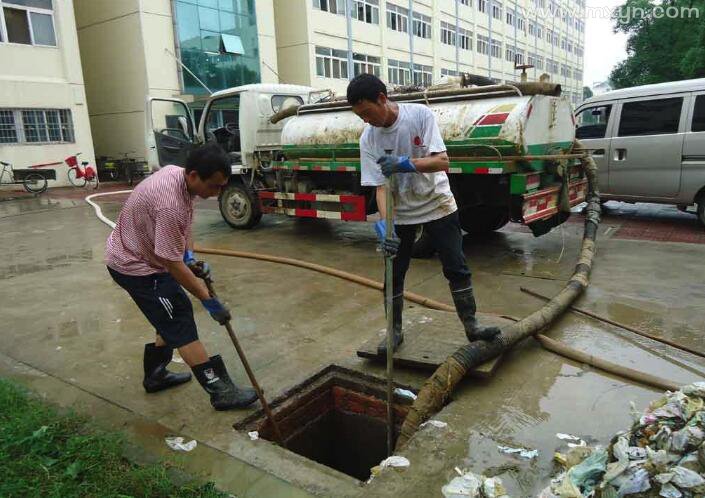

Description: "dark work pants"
389 211 472 299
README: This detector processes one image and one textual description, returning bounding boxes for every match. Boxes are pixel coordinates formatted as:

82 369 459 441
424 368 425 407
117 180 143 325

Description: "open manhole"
235 365 414 482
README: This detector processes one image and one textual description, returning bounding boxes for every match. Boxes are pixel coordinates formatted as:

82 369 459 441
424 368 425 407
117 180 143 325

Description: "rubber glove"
201 297 231 325
374 219 400 257
377 155 416 177
184 249 211 280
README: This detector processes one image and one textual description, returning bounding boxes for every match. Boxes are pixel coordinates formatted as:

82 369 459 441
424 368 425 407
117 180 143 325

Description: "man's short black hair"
346 73 387 106
185 142 230 180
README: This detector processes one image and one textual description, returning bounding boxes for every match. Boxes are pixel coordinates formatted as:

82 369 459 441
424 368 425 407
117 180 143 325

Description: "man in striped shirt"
106 142 257 410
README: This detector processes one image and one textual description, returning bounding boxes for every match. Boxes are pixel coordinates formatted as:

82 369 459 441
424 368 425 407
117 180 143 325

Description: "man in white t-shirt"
347 74 500 355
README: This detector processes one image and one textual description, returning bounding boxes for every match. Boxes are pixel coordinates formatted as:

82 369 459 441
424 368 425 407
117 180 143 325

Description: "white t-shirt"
360 103 457 225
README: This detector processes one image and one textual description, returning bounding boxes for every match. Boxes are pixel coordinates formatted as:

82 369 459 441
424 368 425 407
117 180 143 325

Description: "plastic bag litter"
554 446 593 469
420 420 448 429
659 482 683 498
394 388 417 400
441 471 482 498
380 456 410 468
556 433 587 448
497 445 538 459
248 431 259 441
482 477 507 497
682 382 705 398
669 465 705 488
565 448 607 495
165 436 197 452
613 467 651 495
677 452 701 472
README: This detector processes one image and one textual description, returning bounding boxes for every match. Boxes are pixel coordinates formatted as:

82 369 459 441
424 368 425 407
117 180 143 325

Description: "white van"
575 78 705 225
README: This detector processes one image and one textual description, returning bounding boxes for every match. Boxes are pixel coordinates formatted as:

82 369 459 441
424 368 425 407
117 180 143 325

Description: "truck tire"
459 206 510 234
219 182 262 229
698 194 705 227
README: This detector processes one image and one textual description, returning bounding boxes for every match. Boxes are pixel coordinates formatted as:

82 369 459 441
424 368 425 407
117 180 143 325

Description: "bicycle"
66 153 99 189
0 160 51 194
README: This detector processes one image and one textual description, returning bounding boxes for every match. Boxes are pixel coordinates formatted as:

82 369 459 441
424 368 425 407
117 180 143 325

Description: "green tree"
609 0 705 88
583 86 594 99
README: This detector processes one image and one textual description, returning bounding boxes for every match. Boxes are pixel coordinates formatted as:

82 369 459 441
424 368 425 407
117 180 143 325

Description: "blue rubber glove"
377 155 416 177
184 249 211 280
201 297 231 325
374 219 400 257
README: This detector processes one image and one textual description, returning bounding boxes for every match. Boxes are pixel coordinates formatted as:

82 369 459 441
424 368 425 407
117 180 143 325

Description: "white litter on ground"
165 436 197 452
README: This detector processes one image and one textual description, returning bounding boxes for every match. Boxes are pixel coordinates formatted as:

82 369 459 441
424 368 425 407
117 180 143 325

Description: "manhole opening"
235 365 414 482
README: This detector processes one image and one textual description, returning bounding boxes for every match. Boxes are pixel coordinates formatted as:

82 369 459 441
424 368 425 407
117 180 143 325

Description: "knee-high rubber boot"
191 355 258 410
450 285 501 342
377 294 404 356
143 343 192 393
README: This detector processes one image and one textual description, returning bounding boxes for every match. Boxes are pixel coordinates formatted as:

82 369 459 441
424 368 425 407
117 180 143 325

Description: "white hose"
84 190 133 229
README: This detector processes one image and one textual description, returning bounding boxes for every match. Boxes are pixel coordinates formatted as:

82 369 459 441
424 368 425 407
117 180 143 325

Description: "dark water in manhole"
247 371 411 482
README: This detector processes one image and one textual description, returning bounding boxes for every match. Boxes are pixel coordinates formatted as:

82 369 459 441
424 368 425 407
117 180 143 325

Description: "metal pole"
204 278 284 446
345 0 354 80
455 0 460 74
384 149 395 456
488 1 493 79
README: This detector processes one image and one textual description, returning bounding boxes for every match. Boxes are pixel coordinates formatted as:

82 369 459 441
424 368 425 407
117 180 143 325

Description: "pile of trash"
540 382 705 497
442 469 509 498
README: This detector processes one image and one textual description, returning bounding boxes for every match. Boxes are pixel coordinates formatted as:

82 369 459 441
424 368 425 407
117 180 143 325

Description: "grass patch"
0 378 228 498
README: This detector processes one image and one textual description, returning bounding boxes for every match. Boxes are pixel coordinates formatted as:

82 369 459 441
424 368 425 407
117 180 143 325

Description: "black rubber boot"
377 294 404 356
450 285 501 342
143 343 192 393
192 355 258 410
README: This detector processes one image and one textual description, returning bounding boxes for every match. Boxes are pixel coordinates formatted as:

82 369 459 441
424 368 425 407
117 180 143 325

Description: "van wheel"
698 198 705 227
459 206 510 234
219 182 262 229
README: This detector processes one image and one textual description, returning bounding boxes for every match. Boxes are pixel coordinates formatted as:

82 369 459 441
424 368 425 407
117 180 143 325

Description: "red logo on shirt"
413 136 423 146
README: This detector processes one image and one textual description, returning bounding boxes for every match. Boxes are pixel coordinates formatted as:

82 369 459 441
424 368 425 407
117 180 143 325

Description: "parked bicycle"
0 160 54 194
66 153 99 189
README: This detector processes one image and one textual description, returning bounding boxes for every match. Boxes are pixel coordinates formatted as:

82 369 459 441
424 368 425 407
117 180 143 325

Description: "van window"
204 95 241 153
271 95 304 113
575 105 612 139
618 97 683 137
692 95 705 132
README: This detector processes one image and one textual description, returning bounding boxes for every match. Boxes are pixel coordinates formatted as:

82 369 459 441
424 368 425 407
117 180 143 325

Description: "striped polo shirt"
105 165 194 276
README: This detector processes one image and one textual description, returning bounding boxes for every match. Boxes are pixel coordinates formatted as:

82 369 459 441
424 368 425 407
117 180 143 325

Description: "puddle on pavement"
235 365 414 482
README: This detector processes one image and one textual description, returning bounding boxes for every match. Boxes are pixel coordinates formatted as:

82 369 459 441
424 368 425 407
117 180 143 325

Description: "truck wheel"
459 206 509 234
411 226 436 258
219 182 262 229
698 195 705 227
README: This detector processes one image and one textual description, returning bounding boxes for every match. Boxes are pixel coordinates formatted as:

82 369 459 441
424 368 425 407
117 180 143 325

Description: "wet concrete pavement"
1 188 704 497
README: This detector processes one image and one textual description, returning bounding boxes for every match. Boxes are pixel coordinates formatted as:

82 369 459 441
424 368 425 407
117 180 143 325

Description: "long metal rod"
385 160 395 457
204 279 284 446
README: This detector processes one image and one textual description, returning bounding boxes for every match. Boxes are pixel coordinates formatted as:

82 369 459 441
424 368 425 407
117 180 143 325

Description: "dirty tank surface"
0 188 704 497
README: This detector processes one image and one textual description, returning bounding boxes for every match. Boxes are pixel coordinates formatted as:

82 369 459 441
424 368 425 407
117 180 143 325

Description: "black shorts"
108 267 199 348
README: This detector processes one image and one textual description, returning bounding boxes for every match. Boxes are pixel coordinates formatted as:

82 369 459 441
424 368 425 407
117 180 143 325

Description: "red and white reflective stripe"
526 174 540 190
522 179 588 223
474 167 504 174
258 191 366 221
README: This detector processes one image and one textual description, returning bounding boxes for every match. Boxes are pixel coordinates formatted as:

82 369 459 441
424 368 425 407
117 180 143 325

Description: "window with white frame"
352 0 379 24
516 16 525 33
388 59 411 85
506 8 514 26
535 54 544 70
413 63 433 87
515 50 524 65
476 34 488 54
441 68 459 77
505 44 515 63
353 52 381 76
528 21 536 36
315 46 349 79
567 39 573 53
491 1 501 20
0 108 74 144
312 0 346 14
576 45 584 57
477 0 487 13
536 23 543 39
574 68 583 81
561 36 566 50
440 21 455 46
412 12 431 38
527 53 536 67
1 0 56 46
490 38 501 58
546 58 558 74
459 0 470 5
459 27 471 50
560 64 568 77
386 3 408 33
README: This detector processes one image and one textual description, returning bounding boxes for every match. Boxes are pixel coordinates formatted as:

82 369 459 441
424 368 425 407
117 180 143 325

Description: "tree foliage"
609 0 705 88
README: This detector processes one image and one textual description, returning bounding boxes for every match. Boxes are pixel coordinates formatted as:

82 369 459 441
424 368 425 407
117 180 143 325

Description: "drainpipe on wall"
169 0 185 94
345 0 354 80
488 1 493 79
408 0 414 84
455 0 459 74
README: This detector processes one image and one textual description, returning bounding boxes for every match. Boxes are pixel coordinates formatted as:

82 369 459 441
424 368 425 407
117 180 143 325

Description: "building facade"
73 0 276 162
0 0 95 187
275 0 585 105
